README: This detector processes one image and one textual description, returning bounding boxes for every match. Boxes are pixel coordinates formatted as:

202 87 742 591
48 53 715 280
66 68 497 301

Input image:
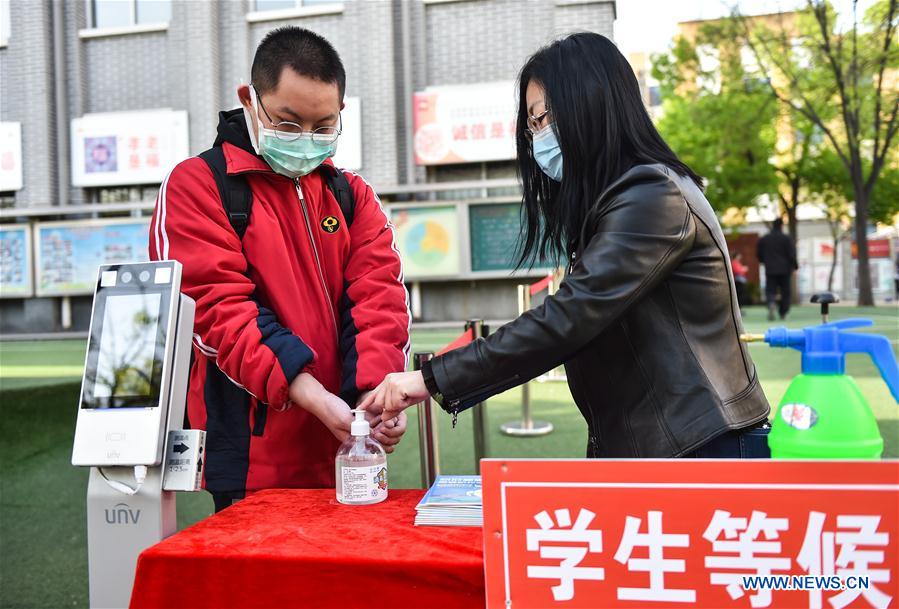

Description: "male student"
150 26 410 511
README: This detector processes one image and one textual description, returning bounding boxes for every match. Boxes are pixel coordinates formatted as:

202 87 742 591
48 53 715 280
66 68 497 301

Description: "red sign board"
412 82 517 165
482 459 898 609
851 239 892 259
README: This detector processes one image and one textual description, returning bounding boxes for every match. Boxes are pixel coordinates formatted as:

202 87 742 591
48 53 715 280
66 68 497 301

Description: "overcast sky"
614 0 879 57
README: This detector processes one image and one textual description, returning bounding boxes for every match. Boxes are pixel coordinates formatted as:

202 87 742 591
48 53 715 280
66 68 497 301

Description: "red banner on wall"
482 459 898 609
851 239 892 259
412 82 517 165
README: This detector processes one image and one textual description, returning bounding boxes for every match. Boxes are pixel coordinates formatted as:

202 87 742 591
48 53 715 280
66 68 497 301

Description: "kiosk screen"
82 289 169 408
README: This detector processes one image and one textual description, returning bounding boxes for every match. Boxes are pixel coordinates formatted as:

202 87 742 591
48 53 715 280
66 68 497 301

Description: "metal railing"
466 318 490 473
500 284 554 437
414 352 440 488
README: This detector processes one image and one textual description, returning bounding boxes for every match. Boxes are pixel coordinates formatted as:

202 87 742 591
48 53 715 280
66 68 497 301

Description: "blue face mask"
532 124 563 182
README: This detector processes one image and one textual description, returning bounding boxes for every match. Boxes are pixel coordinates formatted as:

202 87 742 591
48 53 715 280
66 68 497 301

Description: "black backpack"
198 146 355 239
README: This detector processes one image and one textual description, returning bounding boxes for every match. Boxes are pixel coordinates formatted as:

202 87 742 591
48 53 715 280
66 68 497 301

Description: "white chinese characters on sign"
703 510 791 608
798 512 893 609
526 508 604 601
614 510 695 602
522 506 892 608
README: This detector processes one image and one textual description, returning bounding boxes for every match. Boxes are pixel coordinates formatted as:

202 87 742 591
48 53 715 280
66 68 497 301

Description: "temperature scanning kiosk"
72 261 198 609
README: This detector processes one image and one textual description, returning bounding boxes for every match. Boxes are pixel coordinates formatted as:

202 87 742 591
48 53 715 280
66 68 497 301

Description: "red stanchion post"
413 352 439 488
542 274 568 382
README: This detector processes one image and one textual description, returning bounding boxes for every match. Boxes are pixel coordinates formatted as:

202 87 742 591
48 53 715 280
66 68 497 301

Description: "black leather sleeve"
429 166 697 412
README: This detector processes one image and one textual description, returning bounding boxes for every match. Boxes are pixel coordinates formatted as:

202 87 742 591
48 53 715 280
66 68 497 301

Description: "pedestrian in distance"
731 251 749 311
756 218 799 321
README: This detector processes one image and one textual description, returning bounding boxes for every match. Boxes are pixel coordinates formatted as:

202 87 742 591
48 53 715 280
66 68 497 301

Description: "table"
129 489 485 609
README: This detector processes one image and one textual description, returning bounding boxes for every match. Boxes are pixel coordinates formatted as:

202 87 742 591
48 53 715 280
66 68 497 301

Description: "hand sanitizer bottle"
336 410 387 505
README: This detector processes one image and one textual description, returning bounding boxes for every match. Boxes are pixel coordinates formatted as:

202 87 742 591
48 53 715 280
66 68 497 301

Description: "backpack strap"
199 147 355 237
198 146 253 239
320 165 355 229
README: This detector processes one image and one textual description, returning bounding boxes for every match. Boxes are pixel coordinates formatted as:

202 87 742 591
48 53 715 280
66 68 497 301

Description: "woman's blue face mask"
532 124 563 182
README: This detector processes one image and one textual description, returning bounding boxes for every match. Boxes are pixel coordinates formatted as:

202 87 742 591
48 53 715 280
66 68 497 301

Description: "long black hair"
516 32 702 268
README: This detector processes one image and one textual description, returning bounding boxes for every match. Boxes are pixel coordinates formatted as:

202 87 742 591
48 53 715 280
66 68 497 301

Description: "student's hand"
371 411 408 454
289 372 353 443
358 371 429 423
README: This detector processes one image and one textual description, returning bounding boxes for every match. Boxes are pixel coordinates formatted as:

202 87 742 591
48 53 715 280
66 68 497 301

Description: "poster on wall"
810 237 836 264
413 81 517 165
0 122 24 192
330 96 362 171
34 219 151 296
797 264 813 296
812 263 843 293
850 259 895 295
809 237 843 293
0 226 32 298
390 206 460 278
71 109 189 187
470 203 522 272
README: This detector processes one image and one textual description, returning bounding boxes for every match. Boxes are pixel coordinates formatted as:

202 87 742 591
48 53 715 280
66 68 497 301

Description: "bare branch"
871 0 899 166
735 11 852 168
867 99 899 195
810 0 859 156
850 0 861 142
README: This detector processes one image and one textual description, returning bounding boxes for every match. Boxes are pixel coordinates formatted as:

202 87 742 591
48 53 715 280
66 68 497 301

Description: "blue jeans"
684 424 771 458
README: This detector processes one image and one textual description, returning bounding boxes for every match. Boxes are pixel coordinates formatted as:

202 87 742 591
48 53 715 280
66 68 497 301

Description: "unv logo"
105 502 141 525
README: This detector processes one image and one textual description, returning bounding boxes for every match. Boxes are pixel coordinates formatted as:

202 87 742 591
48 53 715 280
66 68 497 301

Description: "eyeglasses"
526 108 551 136
255 89 342 145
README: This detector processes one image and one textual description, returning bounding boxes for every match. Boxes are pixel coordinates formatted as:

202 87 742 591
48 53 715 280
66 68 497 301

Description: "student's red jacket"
149 110 410 495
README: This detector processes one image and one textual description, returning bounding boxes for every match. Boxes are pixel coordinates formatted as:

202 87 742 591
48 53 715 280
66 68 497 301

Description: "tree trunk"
853 186 874 306
786 199 800 306
827 227 839 293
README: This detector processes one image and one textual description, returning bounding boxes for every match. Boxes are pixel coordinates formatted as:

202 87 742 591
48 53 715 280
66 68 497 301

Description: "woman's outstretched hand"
357 371 430 423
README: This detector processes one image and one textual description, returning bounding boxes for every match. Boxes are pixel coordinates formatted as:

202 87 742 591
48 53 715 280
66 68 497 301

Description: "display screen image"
85 292 164 407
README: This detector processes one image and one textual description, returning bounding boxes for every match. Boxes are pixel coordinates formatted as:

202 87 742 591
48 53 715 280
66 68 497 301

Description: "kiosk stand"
72 261 200 609
85 467 174 608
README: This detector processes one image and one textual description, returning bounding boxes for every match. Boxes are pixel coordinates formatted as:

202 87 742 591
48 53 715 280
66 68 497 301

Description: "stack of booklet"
414 475 482 527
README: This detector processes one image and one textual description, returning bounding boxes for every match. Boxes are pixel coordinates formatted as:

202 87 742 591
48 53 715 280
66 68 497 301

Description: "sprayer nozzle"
740 333 766 343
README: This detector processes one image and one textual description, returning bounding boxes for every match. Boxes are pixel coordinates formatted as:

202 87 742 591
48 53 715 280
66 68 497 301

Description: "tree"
653 26 779 216
868 157 899 225
739 0 899 305
805 149 854 292
805 148 899 293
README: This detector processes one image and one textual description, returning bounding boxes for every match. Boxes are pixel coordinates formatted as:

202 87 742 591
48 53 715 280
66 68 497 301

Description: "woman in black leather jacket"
362 33 771 458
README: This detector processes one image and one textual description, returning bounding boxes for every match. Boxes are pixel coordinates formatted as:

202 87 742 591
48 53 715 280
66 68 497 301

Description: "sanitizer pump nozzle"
351 409 370 437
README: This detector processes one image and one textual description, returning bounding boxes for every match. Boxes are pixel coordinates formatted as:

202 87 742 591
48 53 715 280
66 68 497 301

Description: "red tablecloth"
130 489 485 609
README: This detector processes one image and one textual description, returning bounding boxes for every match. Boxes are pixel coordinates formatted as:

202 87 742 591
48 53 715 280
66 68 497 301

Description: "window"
790 38 812 70
0 0 10 46
696 44 721 94
254 0 342 10
90 0 171 29
88 185 159 204
740 45 760 75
